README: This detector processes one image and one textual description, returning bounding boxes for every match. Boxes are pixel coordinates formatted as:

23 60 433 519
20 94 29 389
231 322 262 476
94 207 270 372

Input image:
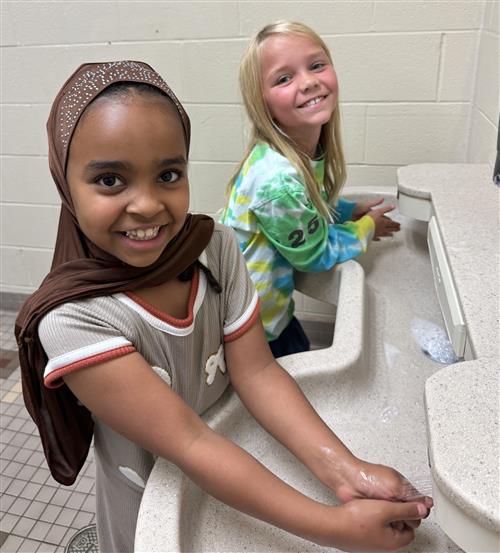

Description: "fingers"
395 478 434 509
385 503 425 548
403 495 433 518
391 525 416 550
372 215 401 240
374 228 399 239
401 518 421 529
372 203 396 216
423 496 434 509
383 217 401 228
391 519 421 531
365 197 385 209
392 475 433 527
391 520 406 531
387 500 429 524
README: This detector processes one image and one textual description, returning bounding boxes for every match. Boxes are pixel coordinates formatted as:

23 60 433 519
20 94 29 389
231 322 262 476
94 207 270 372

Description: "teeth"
302 96 323 108
125 226 160 240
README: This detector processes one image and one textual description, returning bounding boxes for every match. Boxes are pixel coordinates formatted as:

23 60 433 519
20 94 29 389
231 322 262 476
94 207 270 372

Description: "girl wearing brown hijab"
16 61 431 553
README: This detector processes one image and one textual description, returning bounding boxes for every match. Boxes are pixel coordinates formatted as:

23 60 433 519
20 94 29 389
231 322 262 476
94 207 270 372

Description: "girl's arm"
63 352 426 551
254 188 400 272
253 187 375 272
225 321 433 512
334 197 356 223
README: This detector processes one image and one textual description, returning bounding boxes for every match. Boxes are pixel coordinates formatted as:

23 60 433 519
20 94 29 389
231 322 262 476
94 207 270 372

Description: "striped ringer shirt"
37 223 259 553
39 223 259 413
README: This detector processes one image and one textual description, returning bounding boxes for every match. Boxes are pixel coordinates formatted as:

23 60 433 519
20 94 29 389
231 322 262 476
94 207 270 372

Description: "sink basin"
136 190 465 552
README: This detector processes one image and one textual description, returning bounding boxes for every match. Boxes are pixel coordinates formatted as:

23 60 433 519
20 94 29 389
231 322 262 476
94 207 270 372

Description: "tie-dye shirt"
221 142 374 341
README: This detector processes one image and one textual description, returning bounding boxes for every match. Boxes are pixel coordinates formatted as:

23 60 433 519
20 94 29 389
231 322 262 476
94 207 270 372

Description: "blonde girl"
222 21 400 357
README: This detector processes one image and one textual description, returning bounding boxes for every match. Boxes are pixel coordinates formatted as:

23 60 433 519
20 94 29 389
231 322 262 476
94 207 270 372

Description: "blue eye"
161 170 180 183
276 75 291 85
95 175 124 188
311 62 326 71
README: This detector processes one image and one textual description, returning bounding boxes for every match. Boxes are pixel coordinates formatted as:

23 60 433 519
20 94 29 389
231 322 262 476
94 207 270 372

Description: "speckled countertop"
135 168 497 552
398 164 499 533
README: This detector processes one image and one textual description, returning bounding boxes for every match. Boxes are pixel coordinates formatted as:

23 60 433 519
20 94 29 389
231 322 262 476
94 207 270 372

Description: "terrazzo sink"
135 186 482 552
398 165 499 553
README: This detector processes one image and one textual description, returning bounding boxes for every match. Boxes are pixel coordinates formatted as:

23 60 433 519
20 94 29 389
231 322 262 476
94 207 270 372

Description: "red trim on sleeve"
125 269 199 328
224 301 261 343
44 345 136 389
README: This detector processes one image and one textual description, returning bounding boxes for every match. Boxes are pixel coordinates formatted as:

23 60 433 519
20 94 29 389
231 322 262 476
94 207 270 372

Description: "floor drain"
65 524 99 553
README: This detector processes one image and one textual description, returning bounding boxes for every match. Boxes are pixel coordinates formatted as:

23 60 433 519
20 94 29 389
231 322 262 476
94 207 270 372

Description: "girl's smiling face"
260 33 338 152
66 93 189 267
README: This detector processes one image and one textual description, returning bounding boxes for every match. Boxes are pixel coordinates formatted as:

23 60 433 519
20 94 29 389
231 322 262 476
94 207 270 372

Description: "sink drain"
65 524 98 553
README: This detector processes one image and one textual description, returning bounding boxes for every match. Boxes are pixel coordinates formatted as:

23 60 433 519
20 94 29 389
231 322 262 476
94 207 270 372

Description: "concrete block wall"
1 1 497 321
467 0 499 168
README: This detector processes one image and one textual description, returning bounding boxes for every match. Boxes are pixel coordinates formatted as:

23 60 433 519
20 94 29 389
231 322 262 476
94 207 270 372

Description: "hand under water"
334 459 433 533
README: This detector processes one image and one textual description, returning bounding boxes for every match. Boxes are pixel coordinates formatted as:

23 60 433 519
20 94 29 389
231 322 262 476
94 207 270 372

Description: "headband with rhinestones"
50 60 190 168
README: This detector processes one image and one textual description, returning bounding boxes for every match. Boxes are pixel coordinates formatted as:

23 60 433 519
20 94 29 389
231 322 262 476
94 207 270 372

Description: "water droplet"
380 406 399 423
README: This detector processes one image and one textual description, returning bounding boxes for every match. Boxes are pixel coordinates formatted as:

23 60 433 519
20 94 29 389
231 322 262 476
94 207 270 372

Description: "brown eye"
95 174 124 188
160 170 180 183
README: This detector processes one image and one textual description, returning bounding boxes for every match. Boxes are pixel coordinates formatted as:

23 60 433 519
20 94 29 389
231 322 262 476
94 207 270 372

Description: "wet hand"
332 499 428 552
334 460 433 530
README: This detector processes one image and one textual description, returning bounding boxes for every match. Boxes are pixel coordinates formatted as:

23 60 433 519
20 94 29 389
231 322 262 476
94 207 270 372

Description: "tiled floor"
1 309 96 553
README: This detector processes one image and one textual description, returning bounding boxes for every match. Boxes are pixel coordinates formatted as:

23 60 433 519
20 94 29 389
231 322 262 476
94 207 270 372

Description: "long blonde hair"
227 20 346 221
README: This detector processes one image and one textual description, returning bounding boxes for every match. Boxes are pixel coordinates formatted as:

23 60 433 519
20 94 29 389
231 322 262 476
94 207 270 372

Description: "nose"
300 72 319 92
126 184 165 219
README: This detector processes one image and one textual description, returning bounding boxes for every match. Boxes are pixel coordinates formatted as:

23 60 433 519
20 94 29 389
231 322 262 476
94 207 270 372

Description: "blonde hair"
227 20 346 221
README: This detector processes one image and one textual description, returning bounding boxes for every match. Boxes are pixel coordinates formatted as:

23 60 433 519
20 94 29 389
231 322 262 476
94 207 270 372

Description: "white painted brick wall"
238 1 375 35
372 1 483 31
3 43 184 104
0 0 494 305
2 205 59 250
469 107 498 166
439 33 478 102
1 157 58 205
365 104 470 165
188 162 234 216
188 104 246 161
340 105 366 163
467 0 499 168
181 40 248 103
474 31 500 124
325 34 441 102
2 2 241 45
1 247 53 290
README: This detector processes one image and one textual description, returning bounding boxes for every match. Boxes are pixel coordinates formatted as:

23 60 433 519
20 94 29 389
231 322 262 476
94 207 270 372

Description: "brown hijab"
15 61 214 485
